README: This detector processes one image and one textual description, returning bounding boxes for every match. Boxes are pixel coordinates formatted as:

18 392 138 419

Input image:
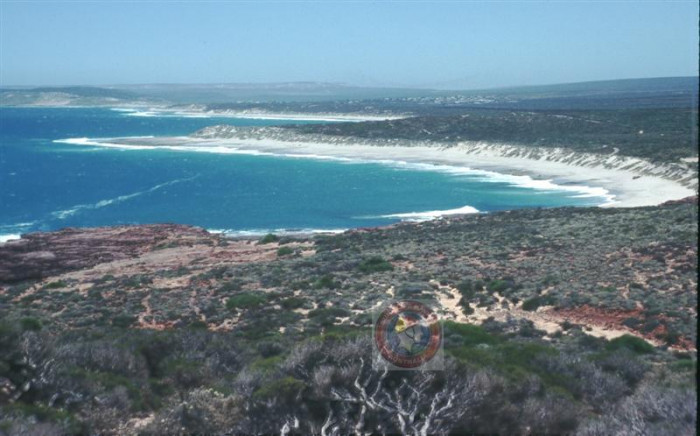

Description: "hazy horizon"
1 1 698 89
1 74 698 92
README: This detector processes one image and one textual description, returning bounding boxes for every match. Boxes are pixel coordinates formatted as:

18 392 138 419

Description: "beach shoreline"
3 104 406 122
110 106 406 122
57 134 698 209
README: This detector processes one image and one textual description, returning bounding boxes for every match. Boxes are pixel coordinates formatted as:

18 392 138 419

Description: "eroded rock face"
0 224 211 284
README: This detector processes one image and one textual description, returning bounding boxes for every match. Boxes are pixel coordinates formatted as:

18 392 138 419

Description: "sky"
0 1 698 89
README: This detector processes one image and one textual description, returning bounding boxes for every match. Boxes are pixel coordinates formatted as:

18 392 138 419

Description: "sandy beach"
57 134 698 208
198 110 406 122
109 106 405 122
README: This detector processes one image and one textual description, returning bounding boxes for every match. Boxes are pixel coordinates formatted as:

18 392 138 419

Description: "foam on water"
54 137 158 150
0 221 39 242
0 234 21 243
49 175 200 220
370 204 480 222
208 228 347 237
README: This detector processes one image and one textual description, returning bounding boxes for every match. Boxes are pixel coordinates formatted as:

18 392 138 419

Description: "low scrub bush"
226 293 267 310
357 256 394 273
258 233 279 244
522 295 555 311
606 335 654 354
277 246 294 257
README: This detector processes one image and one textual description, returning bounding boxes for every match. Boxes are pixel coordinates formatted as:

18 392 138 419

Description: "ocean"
0 107 608 240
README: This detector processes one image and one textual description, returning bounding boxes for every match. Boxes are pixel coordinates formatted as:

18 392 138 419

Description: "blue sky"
0 1 697 89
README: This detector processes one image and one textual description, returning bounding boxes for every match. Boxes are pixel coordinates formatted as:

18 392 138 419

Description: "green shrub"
280 297 306 309
606 335 654 354
258 233 279 244
444 321 500 348
42 280 67 290
308 307 350 326
3 403 83 433
460 299 474 316
456 281 475 299
313 274 340 289
660 330 681 346
290 280 310 290
218 280 243 294
502 342 557 364
578 334 605 350
19 317 42 331
641 319 661 334
251 355 284 372
277 246 294 257
87 288 104 301
669 359 696 373
487 279 509 293
253 376 304 401
226 293 267 310
358 256 394 273
561 320 575 330
112 314 137 328
522 295 555 311
162 358 204 390
622 317 641 329
542 274 560 286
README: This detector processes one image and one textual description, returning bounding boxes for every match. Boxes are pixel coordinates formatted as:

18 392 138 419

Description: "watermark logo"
373 300 443 370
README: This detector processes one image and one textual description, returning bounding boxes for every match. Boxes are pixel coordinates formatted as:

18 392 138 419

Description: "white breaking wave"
110 108 138 113
122 110 210 118
384 161 616 206
208 228 347 237
0 221 39 243
363 204 480 222
50 175 199 220
0 234 21 243
54 137 158 150
54 137 278 156
0 221 38 229
126 111 159 117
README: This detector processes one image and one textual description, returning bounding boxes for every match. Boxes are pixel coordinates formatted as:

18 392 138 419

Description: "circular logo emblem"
374 300 442 368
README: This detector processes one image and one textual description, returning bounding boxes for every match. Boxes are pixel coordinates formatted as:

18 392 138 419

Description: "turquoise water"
0 107 606 239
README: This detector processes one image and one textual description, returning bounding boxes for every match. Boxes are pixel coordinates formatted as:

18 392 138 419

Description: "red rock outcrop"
0 224 211 284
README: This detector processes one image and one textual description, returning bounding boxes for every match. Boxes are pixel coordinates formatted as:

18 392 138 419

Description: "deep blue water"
0 107 605 239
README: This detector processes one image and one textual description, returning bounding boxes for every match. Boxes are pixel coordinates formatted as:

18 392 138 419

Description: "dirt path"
432 282 674 348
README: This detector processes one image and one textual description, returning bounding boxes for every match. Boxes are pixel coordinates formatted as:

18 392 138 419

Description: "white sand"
182 137 697 207
58 135 698 208
198 110 406 122
112 106 404 122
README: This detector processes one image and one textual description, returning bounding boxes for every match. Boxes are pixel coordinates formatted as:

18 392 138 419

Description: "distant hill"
481 76 699 96
1 77 697 109
110 82 441 104
0 86 150 107
466 77 699 110
22 86 138 99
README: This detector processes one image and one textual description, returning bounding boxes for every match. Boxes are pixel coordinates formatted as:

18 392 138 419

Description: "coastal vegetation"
286 108 699 163
0 78 697 435
0 201 696 434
